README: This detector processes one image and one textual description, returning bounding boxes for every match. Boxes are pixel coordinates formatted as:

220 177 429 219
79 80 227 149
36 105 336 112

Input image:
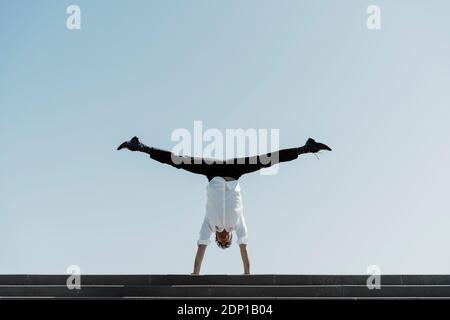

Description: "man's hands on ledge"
191 243 251 275
190 272 251 275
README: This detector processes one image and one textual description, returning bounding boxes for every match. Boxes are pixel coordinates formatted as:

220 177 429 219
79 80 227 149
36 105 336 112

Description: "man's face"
216 230 231 245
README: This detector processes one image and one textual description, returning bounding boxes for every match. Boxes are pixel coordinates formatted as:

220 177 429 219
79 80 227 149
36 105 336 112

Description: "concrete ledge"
1 275 450 299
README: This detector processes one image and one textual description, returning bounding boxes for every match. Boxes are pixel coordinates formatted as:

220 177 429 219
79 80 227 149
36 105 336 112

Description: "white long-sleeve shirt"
197 177 248 246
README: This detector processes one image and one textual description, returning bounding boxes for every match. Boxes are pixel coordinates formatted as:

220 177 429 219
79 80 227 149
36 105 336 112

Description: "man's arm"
239 244 251 275
192 244 207 275
235 216 250 274
192 218 213 275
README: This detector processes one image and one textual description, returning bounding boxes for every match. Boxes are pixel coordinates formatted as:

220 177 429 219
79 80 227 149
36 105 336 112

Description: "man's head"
215 229 232 249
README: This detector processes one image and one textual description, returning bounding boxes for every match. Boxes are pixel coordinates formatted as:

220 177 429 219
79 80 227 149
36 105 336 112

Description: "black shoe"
117 136 140 151
305 138 332 153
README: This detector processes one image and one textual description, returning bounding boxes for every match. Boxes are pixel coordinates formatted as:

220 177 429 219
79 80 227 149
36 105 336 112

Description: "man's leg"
232 138 332 178
117 136 217 178
117 136 176 163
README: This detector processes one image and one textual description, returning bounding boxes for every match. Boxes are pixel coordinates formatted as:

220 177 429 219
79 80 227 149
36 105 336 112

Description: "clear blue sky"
1 0 450 275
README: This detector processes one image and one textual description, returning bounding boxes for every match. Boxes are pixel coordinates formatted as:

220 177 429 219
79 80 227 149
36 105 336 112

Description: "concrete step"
2 274 450 285
1 275 450 298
